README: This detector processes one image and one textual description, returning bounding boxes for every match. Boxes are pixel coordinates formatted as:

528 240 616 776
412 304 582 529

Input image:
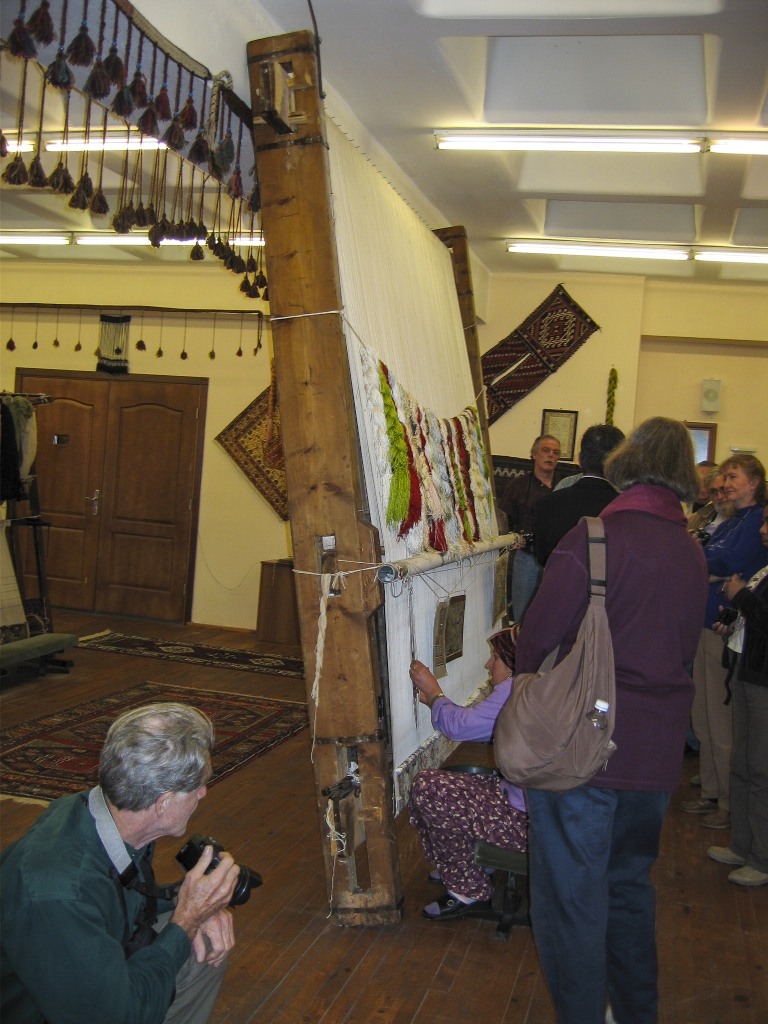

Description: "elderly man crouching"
1 703 239 1024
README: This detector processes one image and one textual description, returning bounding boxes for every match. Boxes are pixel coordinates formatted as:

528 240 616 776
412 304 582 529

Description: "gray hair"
604 417 700 503
530 434 561 458
99 703 215 811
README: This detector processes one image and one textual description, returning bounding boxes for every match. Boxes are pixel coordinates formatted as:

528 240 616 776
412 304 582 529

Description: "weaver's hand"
171 845 239 942
192 908 235 967
409 660 442 706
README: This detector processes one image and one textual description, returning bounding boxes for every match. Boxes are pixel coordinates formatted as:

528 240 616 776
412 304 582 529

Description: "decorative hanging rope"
606 367 618 425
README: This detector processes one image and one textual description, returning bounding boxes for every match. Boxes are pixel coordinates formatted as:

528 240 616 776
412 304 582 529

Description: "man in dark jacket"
533 424 624 567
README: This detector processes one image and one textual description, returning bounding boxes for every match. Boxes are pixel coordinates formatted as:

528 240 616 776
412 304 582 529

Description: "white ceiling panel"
545 201 696 241
484 36 708 124
742 158 768 201
517 153 705 196
732 207 768 246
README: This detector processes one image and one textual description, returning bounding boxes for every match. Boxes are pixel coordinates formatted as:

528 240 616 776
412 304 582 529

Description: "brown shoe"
702 808 731 829
682 797 718 814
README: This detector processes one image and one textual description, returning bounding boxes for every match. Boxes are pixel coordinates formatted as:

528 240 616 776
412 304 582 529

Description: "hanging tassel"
190 241 204 261
188 132 210 166
2 154 29 187
135 338 145 350
155 81 172 121
84 58 109 97
103 39 123 83
227 166 243 199
28 1 56 47
45 49 75 89
90 187 109 214
239 274 251 294
110 17 132 112
48 160 74 192
68 170 92 207
179 71 197 129
8 3 38 60
212 128 234 179
136 102 158 138
0 131 8 159
134 201 148 227
28 153 47 187
129 66 148 107
247 182 261 214
6 338 16 351
161 115 185 152
66 10 96 68
262 286 269 302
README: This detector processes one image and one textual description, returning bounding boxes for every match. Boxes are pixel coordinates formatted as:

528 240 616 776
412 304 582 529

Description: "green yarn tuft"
379 365 411 528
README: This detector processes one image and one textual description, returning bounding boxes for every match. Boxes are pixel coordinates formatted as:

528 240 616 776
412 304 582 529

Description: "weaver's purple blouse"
430 680 527 813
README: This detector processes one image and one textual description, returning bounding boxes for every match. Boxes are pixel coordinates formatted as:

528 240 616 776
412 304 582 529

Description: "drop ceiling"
2 0 767 281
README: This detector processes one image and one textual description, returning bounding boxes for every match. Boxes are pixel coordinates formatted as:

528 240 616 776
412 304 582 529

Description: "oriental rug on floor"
77 631 304 678
0 682 309 803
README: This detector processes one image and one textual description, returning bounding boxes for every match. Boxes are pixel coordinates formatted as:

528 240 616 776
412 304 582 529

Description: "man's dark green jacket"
1 791 190 1024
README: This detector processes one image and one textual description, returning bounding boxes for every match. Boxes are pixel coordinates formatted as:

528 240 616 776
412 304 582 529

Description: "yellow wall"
0 262 291 630
635 338 768 462
480 271 768 465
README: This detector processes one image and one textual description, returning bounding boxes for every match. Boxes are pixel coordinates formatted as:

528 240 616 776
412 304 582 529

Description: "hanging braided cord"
95 0 106 57
95 104 108 191
174 59 182 114
121 17 131 78
109 4 119 51
148 39 157 98
161 51 169 95
35 77 47 152
16 58 29 143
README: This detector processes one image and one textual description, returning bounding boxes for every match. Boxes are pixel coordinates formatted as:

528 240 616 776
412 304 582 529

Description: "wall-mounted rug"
0 682 309 803
215 382 289 520
77 630 304 678
481 284 600 424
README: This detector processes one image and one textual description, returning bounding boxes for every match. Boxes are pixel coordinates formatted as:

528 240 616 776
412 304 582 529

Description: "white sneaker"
708 846 746 866
728 865 768 886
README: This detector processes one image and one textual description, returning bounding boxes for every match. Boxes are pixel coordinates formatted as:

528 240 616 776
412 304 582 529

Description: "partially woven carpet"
0 682 309 803
77 631 304 678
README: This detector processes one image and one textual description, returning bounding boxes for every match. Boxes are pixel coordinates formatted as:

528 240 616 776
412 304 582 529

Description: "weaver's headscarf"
488 625 519 673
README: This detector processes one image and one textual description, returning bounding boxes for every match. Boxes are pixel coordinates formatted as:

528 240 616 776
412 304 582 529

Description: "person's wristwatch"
427 691 445 710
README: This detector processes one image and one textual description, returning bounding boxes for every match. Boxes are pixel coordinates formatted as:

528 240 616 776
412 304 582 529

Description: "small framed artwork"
541 409 579 462
684 422 717 464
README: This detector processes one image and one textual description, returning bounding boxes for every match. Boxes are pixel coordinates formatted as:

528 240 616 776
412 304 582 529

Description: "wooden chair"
474 841 531 940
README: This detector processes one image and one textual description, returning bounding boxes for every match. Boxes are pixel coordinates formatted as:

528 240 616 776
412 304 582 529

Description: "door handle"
85 490 100 515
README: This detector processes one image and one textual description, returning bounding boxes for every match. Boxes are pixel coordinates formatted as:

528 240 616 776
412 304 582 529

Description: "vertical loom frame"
247 30 402 925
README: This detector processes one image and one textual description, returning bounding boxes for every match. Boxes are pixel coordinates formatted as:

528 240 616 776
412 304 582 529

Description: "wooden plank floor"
2 611 767 1024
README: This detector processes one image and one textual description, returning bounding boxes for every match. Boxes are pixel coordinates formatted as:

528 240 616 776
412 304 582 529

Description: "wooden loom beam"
433 226 496 500
246 31 402 926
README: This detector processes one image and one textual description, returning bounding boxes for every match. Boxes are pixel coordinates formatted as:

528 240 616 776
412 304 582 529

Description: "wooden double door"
16 369 207 622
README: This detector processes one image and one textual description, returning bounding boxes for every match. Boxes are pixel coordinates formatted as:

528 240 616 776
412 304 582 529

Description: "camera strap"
87 787 181 959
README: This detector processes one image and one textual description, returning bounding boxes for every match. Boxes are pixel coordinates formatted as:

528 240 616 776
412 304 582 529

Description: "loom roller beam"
375 533 520 584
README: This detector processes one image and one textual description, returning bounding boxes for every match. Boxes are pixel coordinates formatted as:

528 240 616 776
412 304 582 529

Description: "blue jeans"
527 787 671 1024
511 548 542 623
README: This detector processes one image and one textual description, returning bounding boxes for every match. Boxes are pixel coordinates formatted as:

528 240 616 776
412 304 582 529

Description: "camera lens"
230 866 263 906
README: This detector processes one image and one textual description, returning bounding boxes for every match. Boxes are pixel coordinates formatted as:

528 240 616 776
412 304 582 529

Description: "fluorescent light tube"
694 250 768 264
4 141 35 153
0 234 70 245
47 139 167 152
230 236 265 246
507 241 690 260
709 140 768 156
76 235 152 245
435 132 702 154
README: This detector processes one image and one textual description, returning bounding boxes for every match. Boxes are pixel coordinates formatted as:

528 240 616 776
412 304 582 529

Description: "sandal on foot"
422 893 493 921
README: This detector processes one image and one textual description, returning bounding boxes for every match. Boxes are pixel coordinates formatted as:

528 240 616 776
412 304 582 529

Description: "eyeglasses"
709 487 726 496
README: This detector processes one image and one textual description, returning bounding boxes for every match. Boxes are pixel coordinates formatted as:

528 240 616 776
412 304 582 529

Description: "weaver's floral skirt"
408 768 528 901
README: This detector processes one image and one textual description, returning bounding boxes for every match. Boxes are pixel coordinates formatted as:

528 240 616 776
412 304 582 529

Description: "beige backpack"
494 517 617 792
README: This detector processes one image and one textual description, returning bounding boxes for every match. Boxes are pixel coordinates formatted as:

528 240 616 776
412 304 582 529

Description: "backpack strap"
585 517 606 607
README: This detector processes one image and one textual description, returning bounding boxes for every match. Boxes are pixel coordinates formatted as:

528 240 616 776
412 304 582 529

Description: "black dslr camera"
691 527 711 546
520 532 535 549
176 833 263 907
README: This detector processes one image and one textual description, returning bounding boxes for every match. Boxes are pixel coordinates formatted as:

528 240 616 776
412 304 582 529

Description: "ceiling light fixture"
506 240 690 260
47 139 167 152
708 139 768 156
75 235 152 245
4 141 36 153
435 131 703 153
694 250 768 264
0 234 71 245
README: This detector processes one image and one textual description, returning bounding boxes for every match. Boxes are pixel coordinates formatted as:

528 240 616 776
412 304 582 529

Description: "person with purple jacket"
408 628 527 921
516 417 708 1024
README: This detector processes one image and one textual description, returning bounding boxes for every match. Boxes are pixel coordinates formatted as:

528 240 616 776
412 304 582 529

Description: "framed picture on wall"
541 409 579 462
685 421 718 463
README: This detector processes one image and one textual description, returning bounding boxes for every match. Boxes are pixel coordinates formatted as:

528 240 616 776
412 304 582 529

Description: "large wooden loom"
247 31 506 926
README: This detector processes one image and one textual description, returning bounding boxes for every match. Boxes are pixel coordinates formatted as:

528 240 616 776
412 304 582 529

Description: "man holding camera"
1 703 239 1024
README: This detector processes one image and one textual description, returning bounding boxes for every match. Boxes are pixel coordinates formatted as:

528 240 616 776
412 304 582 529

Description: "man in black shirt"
533 424 625 568
500 434 561 621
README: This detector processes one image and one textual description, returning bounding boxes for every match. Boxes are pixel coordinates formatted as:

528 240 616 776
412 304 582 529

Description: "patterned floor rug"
0 682 309 803
77 631 304 678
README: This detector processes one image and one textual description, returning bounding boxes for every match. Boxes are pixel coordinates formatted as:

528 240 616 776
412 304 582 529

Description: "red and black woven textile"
481 284 599 424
